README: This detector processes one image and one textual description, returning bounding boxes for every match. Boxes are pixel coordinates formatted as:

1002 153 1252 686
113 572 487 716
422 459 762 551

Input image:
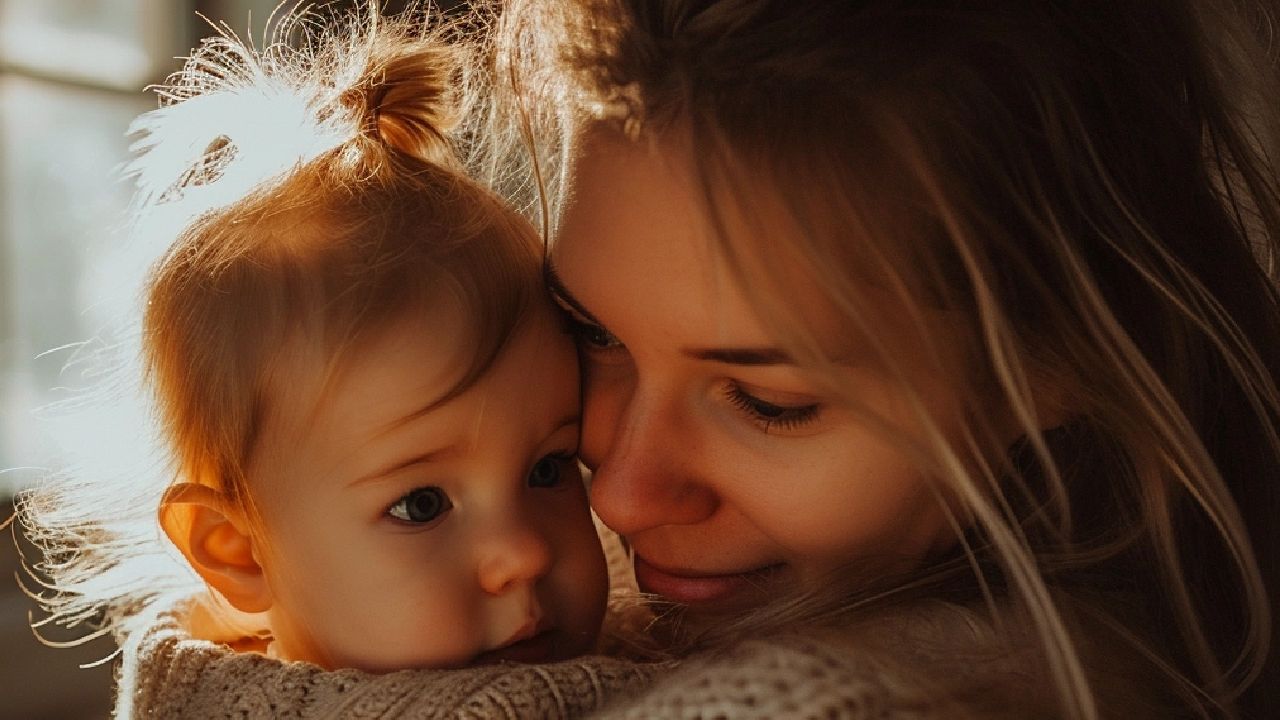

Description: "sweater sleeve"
120 617 670 719
119 587 1047 720
587 604 1051 720
585 632 972 720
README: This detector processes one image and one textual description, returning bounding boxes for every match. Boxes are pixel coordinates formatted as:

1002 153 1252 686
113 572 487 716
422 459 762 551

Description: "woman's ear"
159 483 272 614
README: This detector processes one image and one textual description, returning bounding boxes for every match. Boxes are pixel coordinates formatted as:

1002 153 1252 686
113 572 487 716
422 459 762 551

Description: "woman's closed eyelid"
572 318 623 349
551 296 595 329
557 306 626 353
723 381 823 434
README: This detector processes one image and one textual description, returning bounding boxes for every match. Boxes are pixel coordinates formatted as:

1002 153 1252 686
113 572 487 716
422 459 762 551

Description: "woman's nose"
583 376 719 537
475 515 554 596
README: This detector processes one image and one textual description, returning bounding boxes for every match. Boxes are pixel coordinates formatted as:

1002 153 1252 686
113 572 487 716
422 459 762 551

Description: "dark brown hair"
501 1 1280 716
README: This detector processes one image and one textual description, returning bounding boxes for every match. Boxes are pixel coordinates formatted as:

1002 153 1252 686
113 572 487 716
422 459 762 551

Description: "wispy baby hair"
20 1 539 646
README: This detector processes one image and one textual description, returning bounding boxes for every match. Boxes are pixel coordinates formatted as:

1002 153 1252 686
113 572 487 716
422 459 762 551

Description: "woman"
490 0 1280 717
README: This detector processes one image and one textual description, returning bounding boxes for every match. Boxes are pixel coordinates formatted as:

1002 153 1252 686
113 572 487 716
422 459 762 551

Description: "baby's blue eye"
388 487 452 524
528 455 565 488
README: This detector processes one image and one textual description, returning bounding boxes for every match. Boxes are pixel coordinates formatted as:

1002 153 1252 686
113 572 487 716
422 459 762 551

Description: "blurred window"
0 1 286 496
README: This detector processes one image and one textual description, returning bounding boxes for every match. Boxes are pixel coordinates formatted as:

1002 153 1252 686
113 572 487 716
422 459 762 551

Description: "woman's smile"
633 555 787 607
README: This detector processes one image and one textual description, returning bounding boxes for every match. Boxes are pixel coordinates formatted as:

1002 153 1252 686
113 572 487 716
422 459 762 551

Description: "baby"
131 8 608 671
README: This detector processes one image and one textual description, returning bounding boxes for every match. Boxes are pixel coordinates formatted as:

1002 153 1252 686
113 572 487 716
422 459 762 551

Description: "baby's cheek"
560 512 611 650
268 537 480 671
322 579 483 672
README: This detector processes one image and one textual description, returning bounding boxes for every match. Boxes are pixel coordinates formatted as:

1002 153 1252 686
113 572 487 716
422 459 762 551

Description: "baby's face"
245 298 608 671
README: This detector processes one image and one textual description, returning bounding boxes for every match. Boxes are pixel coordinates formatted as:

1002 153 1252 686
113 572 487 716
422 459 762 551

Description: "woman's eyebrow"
683 347 793 365
544 261 604 326
546 260 796 366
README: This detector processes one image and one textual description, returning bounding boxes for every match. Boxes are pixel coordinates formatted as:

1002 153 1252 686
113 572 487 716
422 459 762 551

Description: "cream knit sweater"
115 598 1052 719
115 524 1054 719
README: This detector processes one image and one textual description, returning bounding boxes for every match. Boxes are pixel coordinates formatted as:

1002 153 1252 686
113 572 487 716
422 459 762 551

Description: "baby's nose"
476 519 554 595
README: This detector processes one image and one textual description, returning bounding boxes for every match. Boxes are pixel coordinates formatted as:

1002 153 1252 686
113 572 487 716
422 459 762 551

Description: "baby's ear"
159 483 272 614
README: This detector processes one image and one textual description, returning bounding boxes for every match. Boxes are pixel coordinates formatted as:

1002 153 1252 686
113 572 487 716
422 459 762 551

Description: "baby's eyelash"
723 383 821 433
387 486 452 525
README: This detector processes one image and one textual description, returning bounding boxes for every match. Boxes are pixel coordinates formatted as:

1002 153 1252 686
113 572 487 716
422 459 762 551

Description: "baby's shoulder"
114 605 669 720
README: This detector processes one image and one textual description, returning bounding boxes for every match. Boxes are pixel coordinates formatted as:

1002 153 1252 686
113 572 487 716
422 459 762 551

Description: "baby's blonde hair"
20 2 539 646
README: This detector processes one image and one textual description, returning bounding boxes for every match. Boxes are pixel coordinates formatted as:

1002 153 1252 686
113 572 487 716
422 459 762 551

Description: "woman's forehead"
553 133 828 361
554 131 776 340
555 128 796 291
553 127 973 373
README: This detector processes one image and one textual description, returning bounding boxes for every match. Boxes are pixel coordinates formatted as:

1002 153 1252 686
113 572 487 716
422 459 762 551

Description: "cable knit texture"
115 598 1056 719
592 604 1053 720
118 615 665 719
113 521 1056 718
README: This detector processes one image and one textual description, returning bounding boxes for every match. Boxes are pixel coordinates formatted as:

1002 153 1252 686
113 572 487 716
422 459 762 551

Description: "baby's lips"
500 614 545 647
473 612 558 665
488 590 549 648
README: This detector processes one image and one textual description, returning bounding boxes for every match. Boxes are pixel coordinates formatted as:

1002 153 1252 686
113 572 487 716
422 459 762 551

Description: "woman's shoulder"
115 604 670 720
591 600 1054 720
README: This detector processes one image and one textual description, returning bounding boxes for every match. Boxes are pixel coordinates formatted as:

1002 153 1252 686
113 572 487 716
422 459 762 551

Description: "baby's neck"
182 594 273 654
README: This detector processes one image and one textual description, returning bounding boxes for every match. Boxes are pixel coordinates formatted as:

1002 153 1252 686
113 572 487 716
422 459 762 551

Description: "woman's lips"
633 555 784 606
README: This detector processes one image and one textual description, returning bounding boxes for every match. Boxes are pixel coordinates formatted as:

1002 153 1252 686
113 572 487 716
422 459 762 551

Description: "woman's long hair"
496 1 1280 717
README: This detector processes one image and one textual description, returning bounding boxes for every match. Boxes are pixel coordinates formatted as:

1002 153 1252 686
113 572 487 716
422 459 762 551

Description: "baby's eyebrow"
550 413 582 433
350 414 581 488
349 447 454 487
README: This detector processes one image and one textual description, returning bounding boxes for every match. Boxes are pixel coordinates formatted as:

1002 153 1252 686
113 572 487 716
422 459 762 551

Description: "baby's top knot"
342 37 463 169
126 7 473 218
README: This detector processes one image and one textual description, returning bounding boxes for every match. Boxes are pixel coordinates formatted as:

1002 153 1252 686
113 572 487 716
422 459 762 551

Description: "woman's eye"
387 486 452 524
724 383 821 433
528 454 570 488
564 316 623 353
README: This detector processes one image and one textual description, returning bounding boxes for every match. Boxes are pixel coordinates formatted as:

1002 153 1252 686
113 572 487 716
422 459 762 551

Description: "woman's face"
551 130 963 616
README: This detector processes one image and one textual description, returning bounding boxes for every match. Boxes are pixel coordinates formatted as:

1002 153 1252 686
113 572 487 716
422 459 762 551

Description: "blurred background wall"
0 2 445 717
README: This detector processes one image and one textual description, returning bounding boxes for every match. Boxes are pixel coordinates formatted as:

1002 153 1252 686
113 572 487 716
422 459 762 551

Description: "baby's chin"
468 626 583 667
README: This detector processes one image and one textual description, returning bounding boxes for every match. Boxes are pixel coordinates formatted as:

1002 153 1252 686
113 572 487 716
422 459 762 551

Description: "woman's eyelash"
561 313 623 351
723 383 821 432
